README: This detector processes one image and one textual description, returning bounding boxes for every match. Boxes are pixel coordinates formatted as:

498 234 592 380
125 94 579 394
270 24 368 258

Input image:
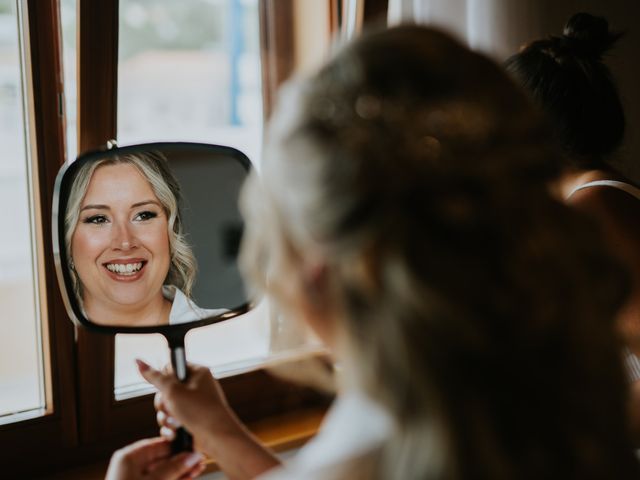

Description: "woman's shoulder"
258 391 392 480
567 171 640 258
567 170 640 212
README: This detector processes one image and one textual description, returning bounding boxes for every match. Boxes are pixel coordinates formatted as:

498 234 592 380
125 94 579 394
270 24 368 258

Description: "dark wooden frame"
259 0 295 120
329 0 342 34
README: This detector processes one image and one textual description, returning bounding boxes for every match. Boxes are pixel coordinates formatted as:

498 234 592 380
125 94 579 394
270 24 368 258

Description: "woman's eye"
83 214 108 225
134 211 158 221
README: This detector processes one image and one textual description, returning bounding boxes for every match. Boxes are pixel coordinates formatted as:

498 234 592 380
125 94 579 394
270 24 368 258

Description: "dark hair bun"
562 12 622 58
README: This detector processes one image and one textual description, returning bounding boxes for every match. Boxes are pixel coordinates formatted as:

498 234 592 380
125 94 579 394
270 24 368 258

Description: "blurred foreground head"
242 25 639 479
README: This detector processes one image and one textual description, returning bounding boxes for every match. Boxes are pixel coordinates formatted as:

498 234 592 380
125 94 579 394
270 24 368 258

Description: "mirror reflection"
59 144 250 328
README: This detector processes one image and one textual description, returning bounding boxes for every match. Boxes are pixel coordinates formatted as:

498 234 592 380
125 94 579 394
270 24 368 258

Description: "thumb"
148 451 204 480
136 359 175 393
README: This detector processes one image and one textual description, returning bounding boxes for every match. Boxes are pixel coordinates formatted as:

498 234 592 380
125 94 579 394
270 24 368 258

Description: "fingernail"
136 359 150 371
184 452 203 468
188 467 204 480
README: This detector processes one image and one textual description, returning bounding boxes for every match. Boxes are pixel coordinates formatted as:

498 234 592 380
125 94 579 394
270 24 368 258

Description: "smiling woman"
64 152 205 326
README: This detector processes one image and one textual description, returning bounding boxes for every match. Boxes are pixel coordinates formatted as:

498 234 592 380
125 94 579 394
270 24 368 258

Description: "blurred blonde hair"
240 26 639 479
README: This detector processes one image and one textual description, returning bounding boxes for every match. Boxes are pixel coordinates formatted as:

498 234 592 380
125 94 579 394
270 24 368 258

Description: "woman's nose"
111 222 137 250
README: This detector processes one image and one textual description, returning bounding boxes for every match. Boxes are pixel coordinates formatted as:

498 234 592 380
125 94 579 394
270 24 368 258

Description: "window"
0 0 48 424
61 0 77 162
1 1 333 476
117 0 263 162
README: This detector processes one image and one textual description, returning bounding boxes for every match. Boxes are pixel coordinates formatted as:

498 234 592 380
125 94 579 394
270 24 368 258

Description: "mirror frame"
52 141 254 336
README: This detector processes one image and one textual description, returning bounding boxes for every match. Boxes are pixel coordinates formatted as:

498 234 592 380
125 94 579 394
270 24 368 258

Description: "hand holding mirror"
52 142 256 451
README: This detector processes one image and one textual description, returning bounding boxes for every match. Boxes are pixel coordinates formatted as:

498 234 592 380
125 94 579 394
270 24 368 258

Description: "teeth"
106 262 143 275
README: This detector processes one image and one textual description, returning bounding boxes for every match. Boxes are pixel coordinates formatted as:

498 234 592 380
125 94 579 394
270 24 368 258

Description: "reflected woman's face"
71 163 170 314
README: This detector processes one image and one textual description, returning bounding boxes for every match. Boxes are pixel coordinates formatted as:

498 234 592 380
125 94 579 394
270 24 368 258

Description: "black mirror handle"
172 427 193 454
169 340 193 453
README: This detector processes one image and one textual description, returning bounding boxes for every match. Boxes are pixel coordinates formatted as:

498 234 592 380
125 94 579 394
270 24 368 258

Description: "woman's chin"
82 292 168 327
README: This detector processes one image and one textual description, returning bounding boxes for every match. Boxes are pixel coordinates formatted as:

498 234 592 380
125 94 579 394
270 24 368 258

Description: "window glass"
117 0 263 162
115 303 272 400
0 0 47 422
60 0 77 163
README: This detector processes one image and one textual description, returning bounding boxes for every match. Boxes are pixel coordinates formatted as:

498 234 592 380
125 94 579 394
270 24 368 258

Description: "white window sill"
114 299 327 401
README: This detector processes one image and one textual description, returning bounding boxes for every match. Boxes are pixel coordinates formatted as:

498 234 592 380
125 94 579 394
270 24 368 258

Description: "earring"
70 259 75 270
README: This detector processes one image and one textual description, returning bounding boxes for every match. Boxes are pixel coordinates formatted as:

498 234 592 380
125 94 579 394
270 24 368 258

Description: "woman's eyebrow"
131 200 161 208
80 204 109 211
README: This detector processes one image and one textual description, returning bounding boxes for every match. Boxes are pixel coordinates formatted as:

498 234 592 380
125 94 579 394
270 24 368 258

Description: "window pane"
61 0 77 163
115 300 325 401
0 1 46 422
117 0 263 162
115 303 272 400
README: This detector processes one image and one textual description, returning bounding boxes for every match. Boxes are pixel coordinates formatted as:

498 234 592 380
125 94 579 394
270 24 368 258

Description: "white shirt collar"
162 285 226 325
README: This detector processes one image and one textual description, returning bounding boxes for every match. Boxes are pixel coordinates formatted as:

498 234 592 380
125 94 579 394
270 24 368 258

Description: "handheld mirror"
52 142 255 451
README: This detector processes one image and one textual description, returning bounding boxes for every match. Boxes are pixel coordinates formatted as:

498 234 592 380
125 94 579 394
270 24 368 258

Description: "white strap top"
568 179 640 201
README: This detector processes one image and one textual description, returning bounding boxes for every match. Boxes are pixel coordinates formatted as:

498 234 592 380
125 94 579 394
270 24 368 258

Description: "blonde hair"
66 152 197 299
241 26 639 479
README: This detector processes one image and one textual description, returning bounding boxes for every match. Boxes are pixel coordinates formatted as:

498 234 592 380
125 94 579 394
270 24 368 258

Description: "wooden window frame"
0 0 79 477
259 0 294 120
2 1 332 477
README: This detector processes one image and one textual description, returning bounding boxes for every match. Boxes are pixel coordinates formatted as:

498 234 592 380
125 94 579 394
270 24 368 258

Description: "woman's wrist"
197 406 244 456
199 410 281 478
